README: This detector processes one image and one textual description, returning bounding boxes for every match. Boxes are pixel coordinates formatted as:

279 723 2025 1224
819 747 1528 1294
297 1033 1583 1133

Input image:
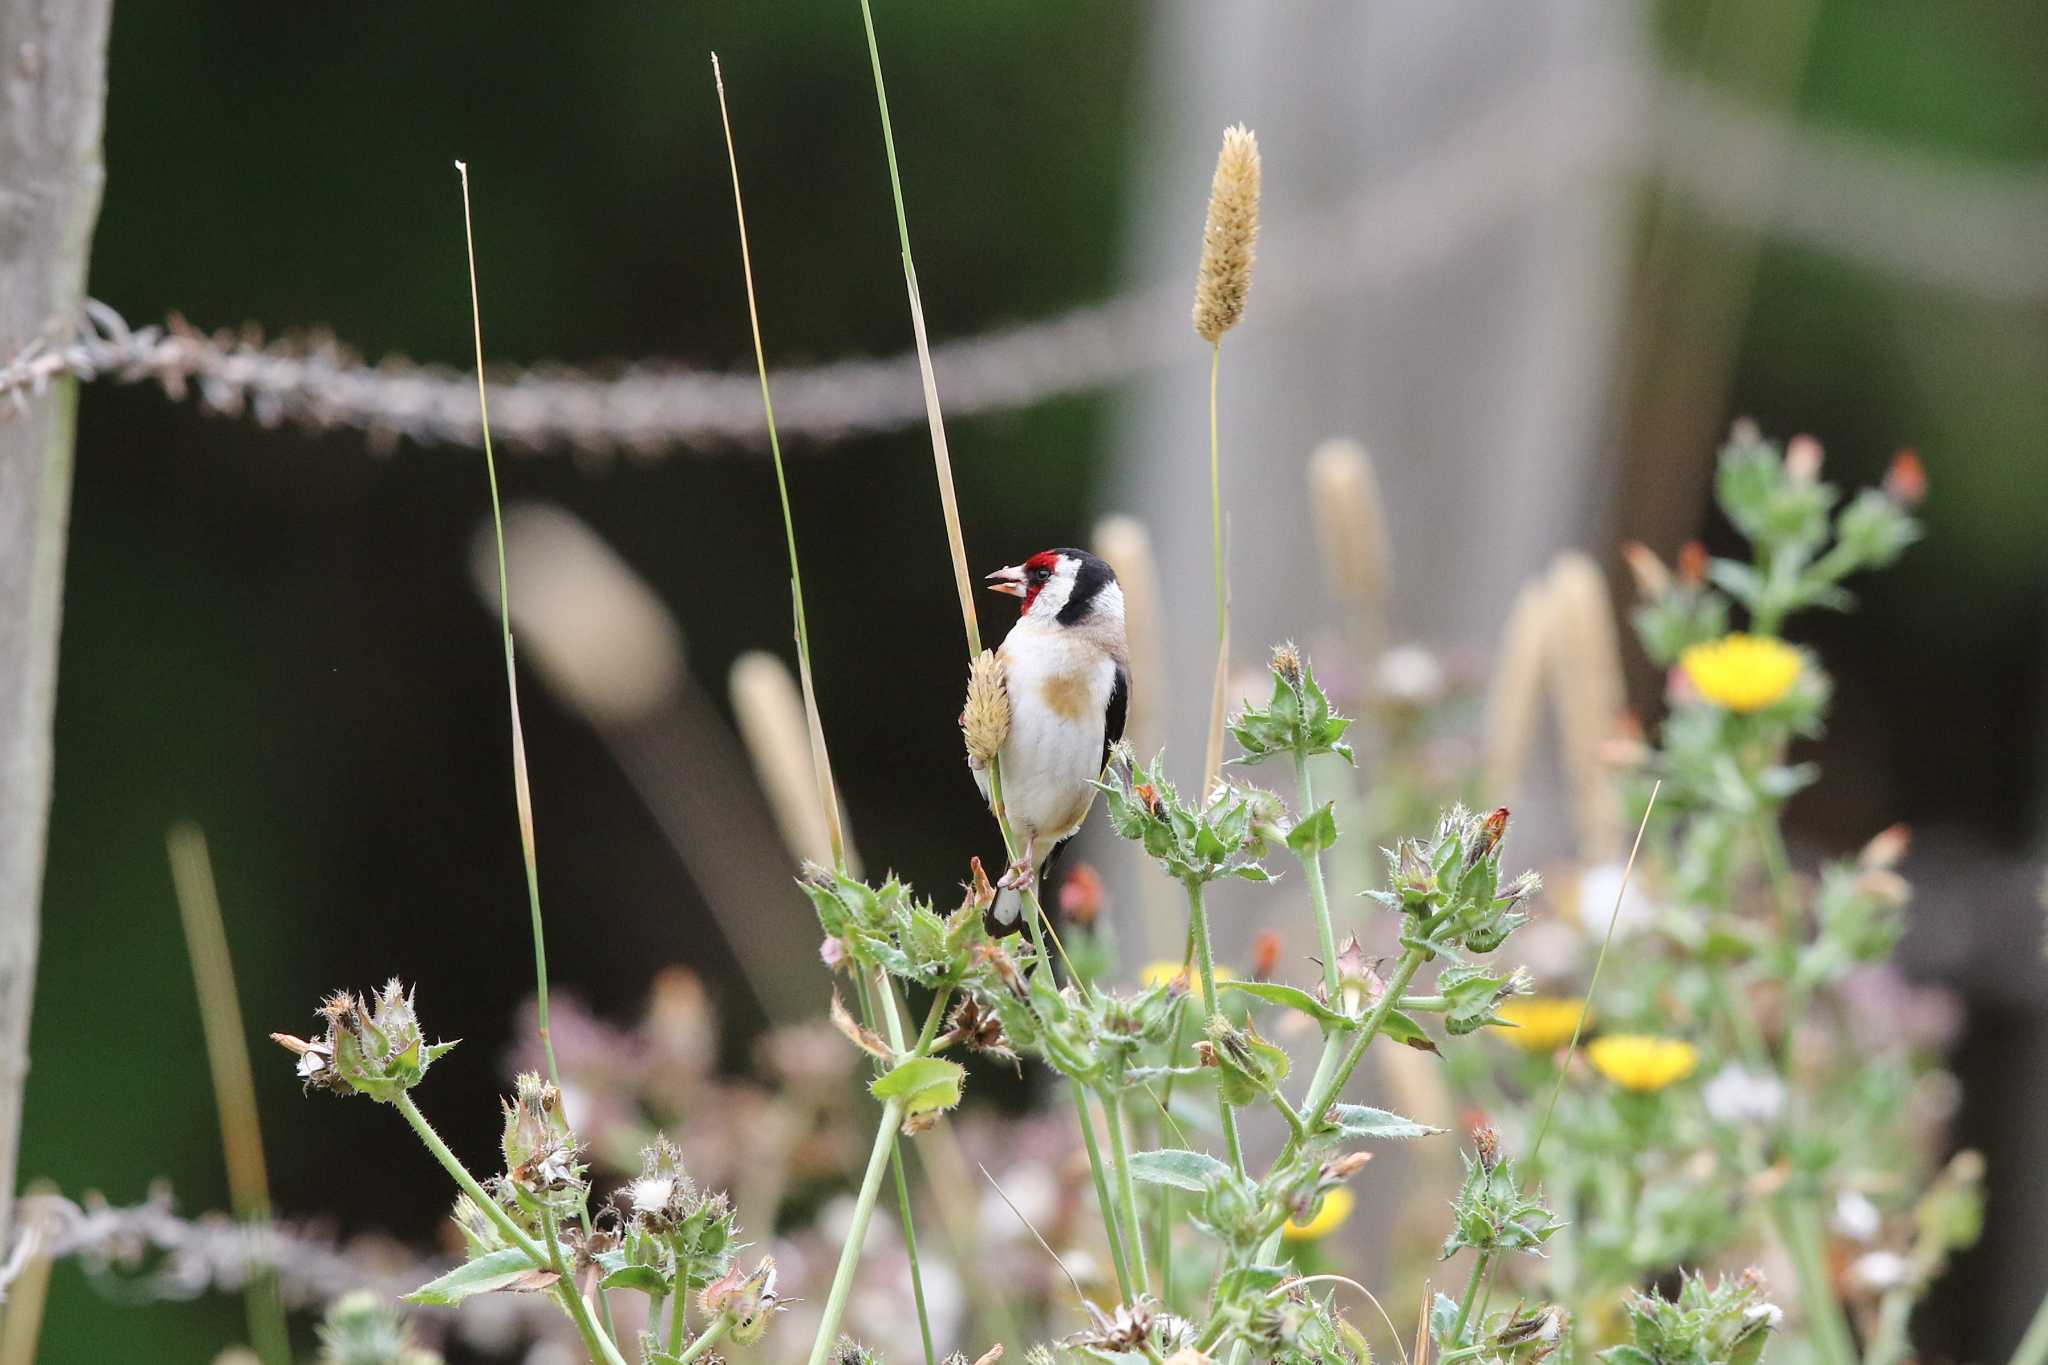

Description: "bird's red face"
984 550 1063 615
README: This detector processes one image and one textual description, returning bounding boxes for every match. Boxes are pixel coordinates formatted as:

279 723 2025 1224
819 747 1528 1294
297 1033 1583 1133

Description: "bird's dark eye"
1030 566 1051 583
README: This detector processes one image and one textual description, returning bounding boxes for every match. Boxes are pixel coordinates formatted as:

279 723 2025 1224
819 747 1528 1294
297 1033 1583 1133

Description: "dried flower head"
271 979 456 1102
961 648 1010 767
1075 1298 1156 1354
1193 124 1260 343
500 1072 582 1195
943 995 1018 1068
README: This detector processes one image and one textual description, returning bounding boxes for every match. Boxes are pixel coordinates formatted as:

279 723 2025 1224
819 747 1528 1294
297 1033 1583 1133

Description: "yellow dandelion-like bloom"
1492 997 1589 1052
1587 1034 1699 1093
1282 1187 1355 1242
1679 634 1802 713
1139 961 1234 1003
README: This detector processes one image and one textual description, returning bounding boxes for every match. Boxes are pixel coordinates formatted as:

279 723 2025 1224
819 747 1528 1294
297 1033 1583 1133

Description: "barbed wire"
5 67 2043 459
10 1188 561 1348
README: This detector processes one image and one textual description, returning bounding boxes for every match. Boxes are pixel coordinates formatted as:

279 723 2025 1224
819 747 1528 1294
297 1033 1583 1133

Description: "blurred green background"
25 1 2046 1360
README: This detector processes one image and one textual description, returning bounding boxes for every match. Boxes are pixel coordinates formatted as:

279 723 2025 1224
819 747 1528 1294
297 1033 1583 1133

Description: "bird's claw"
997 858 1033 893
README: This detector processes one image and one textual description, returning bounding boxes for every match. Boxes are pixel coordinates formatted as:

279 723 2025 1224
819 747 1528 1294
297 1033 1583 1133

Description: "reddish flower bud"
1678 540 1710 588
1058 863 1105 926
1252 928 1282 981
1884 449 1927 507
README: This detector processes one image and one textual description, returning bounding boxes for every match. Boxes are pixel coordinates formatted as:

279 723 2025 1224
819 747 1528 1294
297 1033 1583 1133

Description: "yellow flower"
1586 1034 1699 1093
1679 634 1803 713
1492 997 1588 1052
1282 1187 1354 1242
1139 961 1234 1003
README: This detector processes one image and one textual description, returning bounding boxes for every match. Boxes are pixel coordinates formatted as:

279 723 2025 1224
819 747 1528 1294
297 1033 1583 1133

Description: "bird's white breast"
997 625 1116 846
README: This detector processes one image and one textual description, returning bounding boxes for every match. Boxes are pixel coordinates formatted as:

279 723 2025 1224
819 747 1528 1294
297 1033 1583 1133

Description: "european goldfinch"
976 548 1129 927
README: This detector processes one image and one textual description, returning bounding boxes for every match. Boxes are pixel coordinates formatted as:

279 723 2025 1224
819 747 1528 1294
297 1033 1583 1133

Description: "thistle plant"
272 984 766 1365
1439 428 1954 1362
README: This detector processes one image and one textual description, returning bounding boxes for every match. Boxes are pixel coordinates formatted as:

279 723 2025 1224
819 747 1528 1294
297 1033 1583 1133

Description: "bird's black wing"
1101 665 1129 775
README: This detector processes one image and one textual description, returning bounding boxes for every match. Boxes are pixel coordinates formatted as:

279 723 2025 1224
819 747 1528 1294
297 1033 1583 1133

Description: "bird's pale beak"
985 564 1027 598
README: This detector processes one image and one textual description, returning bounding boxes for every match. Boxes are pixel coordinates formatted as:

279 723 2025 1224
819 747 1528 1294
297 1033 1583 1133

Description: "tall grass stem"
454 161 561 1089
166 824 290 1365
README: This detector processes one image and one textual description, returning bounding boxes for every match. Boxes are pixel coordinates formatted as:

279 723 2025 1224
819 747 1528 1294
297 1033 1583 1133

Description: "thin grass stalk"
850 0 1056 959
166 825 290 1365
1202 344 1229 792
713 57 847 873
455 161 562 1090
455 160 617 1344
1526 783 1659 1166
714 61 938 1356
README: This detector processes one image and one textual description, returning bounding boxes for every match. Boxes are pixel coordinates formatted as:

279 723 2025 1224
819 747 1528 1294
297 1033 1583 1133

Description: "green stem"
2010 1283 2048 1365
544 1207 627 1365
399 1092 624 1365
1185 879 1246 1177
1773 1193 1855 1365
891 1144 936 1365
805 1098 907 1365
667 1270 691 1356
1207 342 1226 644
394 1093 544 1263
1103 1087 1153 1298
1449 1251 1491 1344
1292 946 1430 1152
1073 1084 1137 1303
1865 1282 1916 1365
1295 755 1342 1002
675 1313 735 1365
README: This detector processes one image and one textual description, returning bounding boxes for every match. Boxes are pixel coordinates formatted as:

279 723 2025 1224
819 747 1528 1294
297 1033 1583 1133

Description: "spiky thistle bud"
1193 124 1260 343
961 649 1010 767
271 979 456 1102
500 1072 582 1198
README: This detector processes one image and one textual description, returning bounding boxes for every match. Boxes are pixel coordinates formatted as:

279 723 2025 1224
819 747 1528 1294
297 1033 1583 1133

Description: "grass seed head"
1194 124 1261 343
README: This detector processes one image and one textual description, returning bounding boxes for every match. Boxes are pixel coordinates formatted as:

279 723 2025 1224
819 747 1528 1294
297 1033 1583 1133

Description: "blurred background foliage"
26 1 2045 1360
